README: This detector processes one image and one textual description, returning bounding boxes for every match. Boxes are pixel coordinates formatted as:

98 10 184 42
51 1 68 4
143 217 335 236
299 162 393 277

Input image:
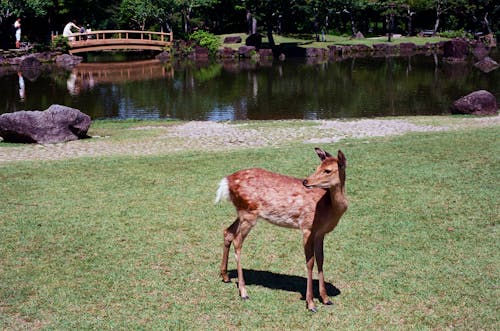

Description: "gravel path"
1 116 498 162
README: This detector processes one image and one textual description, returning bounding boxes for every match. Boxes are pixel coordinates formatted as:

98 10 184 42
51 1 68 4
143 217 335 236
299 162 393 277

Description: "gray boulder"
472 43 489 60
55 54 83 68
20 56 43 81
0 104 91 144
443 39 469 61
223 36 242 44
238 45 256 58
451 90 498 115
474 57 499 73
155 51 171 62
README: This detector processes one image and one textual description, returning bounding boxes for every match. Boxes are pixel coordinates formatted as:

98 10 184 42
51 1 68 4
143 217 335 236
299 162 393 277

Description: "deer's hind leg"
233 211 258 299
221 218 240 283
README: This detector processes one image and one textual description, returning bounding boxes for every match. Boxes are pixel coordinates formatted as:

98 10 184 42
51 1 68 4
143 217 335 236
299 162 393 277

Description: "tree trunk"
266 20 275 46
246 10 252 34
433 16 440 34
434 1 442 34
406 6 413 36
484 12 492 35
266 6 275 46
350 12 356 36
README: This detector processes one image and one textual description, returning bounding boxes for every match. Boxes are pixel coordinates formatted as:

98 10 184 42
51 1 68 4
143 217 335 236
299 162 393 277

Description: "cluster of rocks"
0 51 83 78
163 37 274 62
442 38 499 72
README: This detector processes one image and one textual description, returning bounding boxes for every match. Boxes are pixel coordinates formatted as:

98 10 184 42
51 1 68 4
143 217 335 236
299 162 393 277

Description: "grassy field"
0 123 498 329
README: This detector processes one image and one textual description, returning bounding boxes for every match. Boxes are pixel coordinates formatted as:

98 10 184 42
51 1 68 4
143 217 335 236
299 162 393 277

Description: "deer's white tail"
215 177 230 204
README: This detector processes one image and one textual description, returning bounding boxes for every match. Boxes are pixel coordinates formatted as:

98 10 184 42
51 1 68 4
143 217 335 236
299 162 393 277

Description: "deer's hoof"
309 307 318 313
241 295 249 300
324 300 333 305
222 278 231 283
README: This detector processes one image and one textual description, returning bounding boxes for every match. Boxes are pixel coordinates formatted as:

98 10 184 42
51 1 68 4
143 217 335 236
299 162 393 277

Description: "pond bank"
0 116 498 162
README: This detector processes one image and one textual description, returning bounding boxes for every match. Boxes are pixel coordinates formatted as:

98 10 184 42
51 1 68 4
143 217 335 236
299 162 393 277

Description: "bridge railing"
51 29 173 53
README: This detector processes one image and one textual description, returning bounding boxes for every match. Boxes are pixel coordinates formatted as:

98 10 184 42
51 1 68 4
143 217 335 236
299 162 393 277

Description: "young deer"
215 148 348 312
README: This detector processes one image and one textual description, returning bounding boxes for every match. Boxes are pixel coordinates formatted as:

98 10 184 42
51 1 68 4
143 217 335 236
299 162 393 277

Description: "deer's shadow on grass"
227 269 340 300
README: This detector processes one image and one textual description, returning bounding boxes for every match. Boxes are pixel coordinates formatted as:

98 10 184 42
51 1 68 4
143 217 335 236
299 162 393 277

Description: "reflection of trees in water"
2 51 498 119
167 56 450 120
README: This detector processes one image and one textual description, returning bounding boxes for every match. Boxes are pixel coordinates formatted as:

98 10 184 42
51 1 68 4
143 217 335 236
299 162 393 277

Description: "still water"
1 50 499 120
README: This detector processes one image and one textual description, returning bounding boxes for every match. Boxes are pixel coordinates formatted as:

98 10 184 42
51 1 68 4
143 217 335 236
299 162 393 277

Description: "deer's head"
303 148 347 189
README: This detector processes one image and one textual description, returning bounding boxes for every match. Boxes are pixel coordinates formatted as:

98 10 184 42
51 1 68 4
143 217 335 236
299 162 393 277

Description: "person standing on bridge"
63 20 80 41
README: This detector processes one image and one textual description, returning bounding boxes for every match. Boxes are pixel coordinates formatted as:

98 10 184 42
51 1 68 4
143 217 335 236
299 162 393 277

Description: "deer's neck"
329 183 348 212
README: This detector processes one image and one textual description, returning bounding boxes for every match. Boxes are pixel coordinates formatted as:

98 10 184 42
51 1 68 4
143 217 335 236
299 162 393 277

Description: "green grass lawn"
0 126 498 329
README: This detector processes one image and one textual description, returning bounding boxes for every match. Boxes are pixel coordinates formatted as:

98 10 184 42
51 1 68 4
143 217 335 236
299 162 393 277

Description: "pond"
1 50 499 120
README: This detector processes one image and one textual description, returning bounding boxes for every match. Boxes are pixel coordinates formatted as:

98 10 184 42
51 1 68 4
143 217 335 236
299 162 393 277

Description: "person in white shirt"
63 20 80 41
14 18 21 48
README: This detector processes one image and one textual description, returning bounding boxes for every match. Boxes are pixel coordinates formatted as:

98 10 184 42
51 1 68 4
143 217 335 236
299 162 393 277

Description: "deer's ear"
315 147 332 161
337 150 347 169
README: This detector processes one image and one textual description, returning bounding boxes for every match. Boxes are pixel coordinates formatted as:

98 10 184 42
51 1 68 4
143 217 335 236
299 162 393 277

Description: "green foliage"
50 35 70 52
193 63 222 82
2 0 499 47
189 30 220 55
439 29 474 39
118 0 156 30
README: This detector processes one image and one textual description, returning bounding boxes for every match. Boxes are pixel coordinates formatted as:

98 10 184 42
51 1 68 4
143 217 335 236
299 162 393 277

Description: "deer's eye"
324 169 332 174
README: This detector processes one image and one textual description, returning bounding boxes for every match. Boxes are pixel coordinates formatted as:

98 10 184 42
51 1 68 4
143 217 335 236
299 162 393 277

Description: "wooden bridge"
53 30 173 54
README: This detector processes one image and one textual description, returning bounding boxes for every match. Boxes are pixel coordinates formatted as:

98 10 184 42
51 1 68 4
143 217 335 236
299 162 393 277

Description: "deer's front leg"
314 234 332 305
303 230 317 312
233 232 248 299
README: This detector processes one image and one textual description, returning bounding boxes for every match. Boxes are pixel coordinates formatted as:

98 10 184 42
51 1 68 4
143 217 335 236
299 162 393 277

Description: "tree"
174 0 219 34
119 0 156 30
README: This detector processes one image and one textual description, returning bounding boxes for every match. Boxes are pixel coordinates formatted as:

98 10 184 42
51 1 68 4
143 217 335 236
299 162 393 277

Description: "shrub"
439 29 473 39
189 30 221 55
51 35 70 52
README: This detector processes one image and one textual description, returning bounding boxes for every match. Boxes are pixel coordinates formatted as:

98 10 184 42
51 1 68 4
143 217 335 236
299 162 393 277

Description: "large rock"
474 57 499 73
194 46 209 58
451 90 498 115
258 48 273 58
223 35 242 44
238 45 256 58
306 47 327 58
443 39 469 61
155 51 171 62
55 54 83 68
19 56 42 81
399 42 416 55
471 43 489 60
0 104 91 143
245 33 262 49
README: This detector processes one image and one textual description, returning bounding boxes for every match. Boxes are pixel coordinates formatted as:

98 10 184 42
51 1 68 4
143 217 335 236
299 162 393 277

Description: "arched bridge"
53 30 173 54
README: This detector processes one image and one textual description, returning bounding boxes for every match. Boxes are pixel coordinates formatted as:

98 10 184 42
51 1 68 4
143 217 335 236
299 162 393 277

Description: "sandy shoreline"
1 116 498 162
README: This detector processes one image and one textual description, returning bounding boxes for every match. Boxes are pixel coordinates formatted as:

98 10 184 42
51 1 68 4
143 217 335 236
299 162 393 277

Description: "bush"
189 30 221 55
51 35 70 52
439 29 473 39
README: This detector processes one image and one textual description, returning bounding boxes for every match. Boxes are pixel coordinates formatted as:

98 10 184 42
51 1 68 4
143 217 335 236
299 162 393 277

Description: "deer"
215 147 348 312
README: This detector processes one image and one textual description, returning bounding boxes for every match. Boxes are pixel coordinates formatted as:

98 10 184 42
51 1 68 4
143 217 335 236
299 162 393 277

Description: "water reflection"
17 72 25 101
67 59 173 96
0 50 498 120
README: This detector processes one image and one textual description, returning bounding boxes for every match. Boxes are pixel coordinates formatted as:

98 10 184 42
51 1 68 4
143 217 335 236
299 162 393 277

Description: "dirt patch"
1 116 498 162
